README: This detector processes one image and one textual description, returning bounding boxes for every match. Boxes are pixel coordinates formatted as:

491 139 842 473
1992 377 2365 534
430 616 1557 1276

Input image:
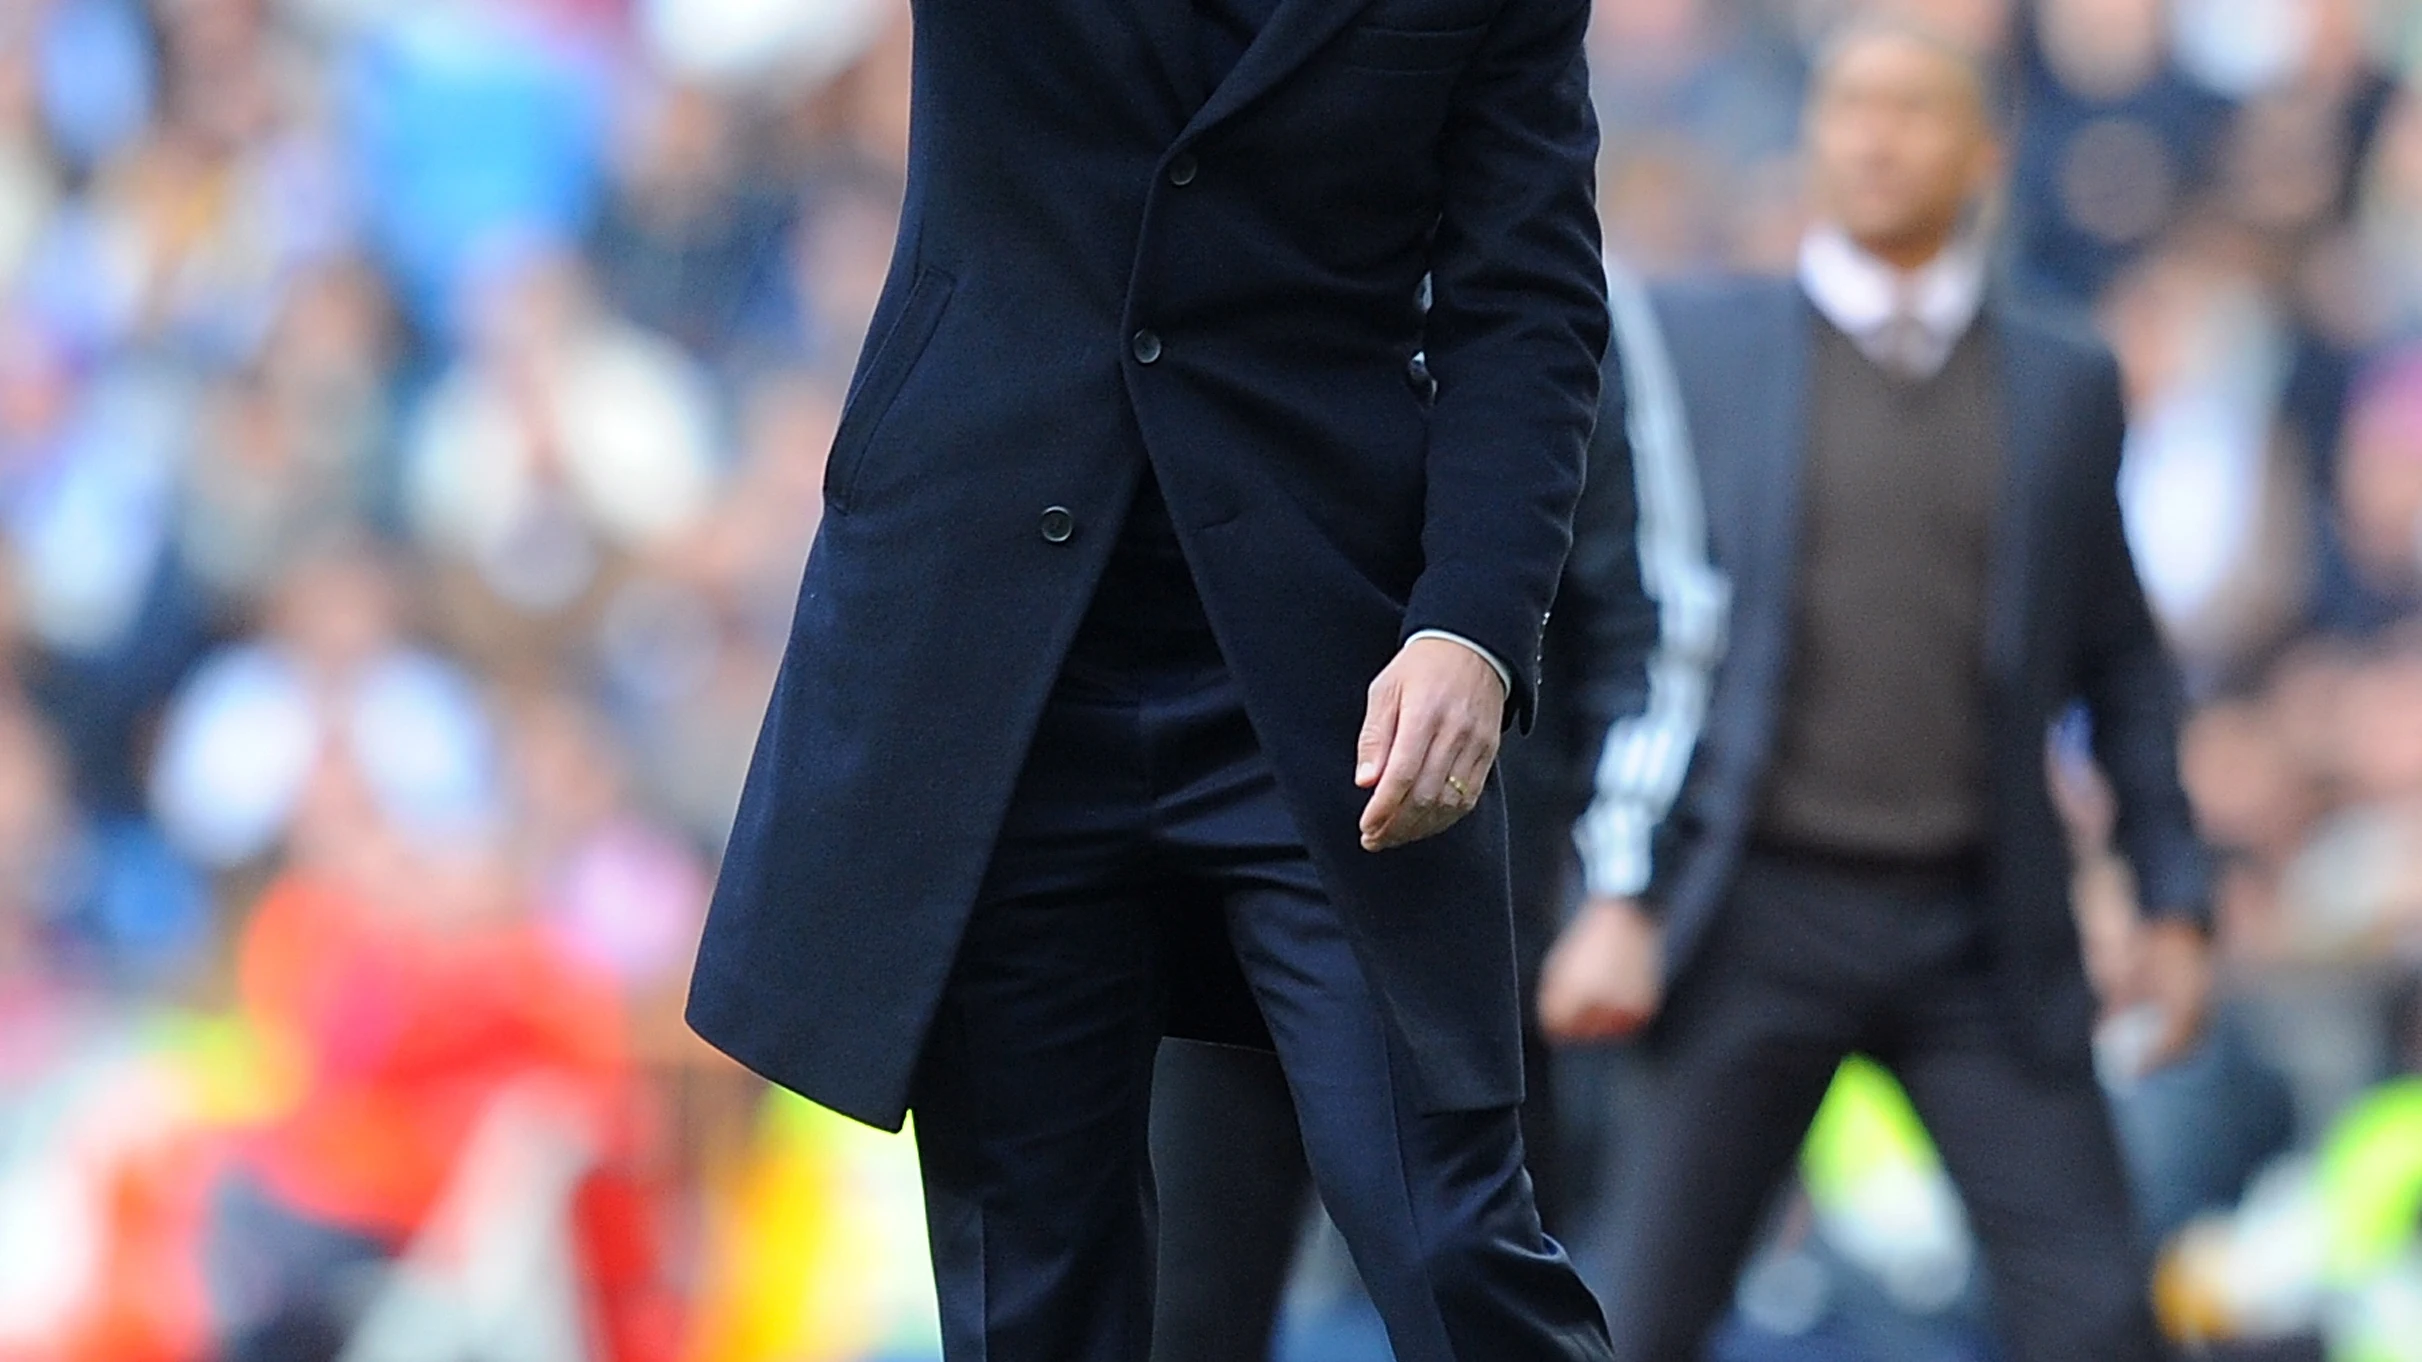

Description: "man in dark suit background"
683 0 1617 1357
1537 20 2214 1362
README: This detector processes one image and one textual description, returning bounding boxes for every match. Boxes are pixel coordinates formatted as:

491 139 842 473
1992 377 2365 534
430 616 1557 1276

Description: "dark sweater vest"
1752 306 2004 866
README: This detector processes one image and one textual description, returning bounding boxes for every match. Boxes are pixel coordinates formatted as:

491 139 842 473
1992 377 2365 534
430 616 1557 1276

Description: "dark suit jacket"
1635 278 2210 1067
688 0 1608 1130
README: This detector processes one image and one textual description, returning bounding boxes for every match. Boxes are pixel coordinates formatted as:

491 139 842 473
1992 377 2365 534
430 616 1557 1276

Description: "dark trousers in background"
1601 853 2166 1362
908 606 1610 1362
207 1173 391 1362
1150 1041 1310 1362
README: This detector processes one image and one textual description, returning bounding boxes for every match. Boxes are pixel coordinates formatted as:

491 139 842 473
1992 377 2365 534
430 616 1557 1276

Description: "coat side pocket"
824 267 957 514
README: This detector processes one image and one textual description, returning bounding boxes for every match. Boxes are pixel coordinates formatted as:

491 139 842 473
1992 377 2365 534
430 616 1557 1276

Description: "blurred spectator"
2329 347 2422 622
506 684 707 998
206 765 633 1361
634 0 892 96
2181 690 2326 962
2357 88 2422 331
0 679 217 990
724 163 904 385
0 0 909 1355
599 369 831 845
148 539 497 870
9 357 194 662
1586 0 1803 271
403 244 716 657
341 1 613 333
179 259 395 604
2007 0 2234 302
590 83 794 365
0 38 61 301
0 701 96 975
2192 0 2393 241
2102 234 2313 675
2057 731 2298 1247
9 349 216 816
2277 634 2422 962
28 0 154 175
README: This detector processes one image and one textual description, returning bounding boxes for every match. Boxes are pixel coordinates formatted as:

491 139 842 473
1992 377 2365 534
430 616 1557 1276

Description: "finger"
1387 729 1494 848
1390 790 1473 849
1381 701 1493 844
1361 702 1442 847
1356 672 1400 790
1382 803 1457 851
1605 1000 1655 1039
1420 803 1474 844
1361 749 1415 843
1363 785 1433 849
1540 1007 1595 1044
1407 721 1472 813
1559 1004 1628 1045
1580 1006 1630 1041
1446 733 1497 809
1573 987 1655 1041
1374 771 1464 849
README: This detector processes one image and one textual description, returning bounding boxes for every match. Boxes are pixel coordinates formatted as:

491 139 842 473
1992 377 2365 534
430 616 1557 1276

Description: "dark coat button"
1131 329 1162 364
1168 153 1198 186
1039 506 1075 543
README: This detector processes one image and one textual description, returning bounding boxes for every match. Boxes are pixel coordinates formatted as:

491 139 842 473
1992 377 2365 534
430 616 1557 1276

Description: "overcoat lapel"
1179 0 1376 141
1119 0 1213 120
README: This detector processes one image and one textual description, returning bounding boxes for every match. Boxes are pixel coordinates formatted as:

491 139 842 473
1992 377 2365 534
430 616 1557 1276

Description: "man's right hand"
1537 896 1664 1042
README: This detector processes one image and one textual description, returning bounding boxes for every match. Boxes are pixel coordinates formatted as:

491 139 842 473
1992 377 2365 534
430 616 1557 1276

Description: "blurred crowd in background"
0 0 2419 1359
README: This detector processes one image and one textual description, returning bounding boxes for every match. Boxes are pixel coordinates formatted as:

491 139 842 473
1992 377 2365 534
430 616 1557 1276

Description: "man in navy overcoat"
686 0 1619 1356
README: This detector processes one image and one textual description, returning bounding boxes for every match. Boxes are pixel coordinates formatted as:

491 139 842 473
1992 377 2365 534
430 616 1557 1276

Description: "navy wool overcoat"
688 0 1609 1130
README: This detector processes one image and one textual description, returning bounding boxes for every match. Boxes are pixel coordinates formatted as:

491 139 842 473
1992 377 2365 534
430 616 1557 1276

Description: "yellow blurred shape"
1800 1055 1942 1205
135 1010 304 1128
2316 1079 2422 1285
684 1091 939 1362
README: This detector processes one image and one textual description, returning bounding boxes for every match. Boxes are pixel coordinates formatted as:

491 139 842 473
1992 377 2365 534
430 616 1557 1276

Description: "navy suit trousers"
907 583 1610 1362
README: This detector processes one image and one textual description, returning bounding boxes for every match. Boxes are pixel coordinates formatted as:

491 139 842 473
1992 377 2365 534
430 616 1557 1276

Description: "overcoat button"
1169 154 1198 186
1039 506 1075 543
1132 330 1163 364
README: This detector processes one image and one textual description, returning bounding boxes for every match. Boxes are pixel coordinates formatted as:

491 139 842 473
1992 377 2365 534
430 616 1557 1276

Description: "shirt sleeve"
1406 629 1514 696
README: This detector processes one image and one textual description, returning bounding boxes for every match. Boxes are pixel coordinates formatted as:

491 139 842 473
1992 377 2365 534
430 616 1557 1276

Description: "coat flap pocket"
1334 20 1487 73
825 267 955 511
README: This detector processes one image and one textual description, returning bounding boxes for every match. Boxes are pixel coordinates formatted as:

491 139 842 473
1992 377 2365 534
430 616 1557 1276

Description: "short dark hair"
1809 14 2008 130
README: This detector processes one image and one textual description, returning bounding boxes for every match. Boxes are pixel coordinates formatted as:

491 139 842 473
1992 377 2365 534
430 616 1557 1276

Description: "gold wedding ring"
1445 774 1471 800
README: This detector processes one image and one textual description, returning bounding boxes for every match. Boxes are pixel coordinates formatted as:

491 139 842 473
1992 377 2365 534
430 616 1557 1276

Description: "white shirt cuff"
1406 630 1512 695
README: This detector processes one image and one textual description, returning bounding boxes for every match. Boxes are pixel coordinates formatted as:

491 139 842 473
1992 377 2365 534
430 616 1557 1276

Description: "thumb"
1357 674 1399 788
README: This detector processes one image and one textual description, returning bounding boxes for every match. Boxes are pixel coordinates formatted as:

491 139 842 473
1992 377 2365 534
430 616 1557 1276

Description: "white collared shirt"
1796 224 1988 380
